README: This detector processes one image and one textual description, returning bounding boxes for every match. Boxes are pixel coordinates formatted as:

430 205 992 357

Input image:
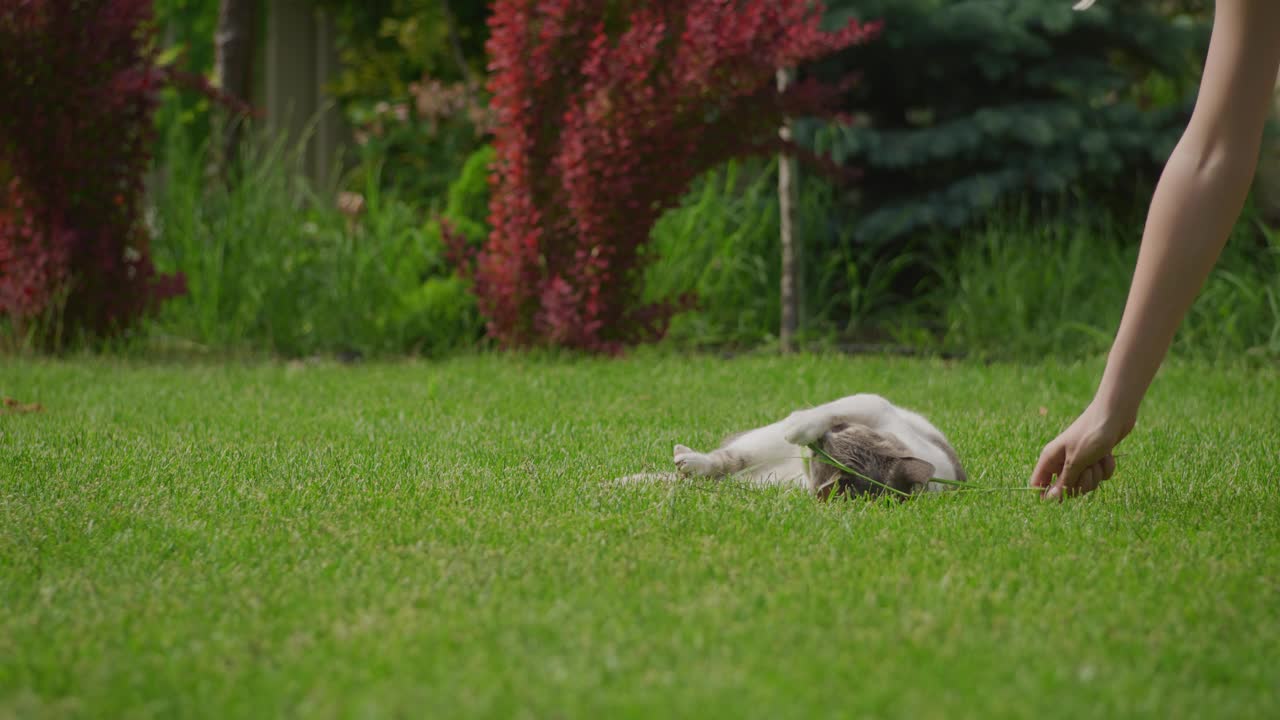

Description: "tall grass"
924 204 1280 361
146 126 480 358
1178 219 1280 359
645 158 912 349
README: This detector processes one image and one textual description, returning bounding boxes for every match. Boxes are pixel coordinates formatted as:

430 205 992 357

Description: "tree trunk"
777 65 800 353
214 0 259 171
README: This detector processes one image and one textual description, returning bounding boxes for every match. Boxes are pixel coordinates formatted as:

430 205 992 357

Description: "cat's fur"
658 394 966 499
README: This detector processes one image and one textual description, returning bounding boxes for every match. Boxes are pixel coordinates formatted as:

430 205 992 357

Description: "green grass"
2 354 1278 718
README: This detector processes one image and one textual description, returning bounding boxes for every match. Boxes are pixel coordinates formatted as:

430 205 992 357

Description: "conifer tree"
806 0 1209 244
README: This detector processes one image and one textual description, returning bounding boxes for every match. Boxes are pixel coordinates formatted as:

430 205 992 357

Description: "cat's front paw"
783 416 828 446
674 444 715 477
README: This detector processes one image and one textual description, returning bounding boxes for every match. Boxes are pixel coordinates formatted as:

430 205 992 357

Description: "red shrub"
459 0 880 352
0 0 185 344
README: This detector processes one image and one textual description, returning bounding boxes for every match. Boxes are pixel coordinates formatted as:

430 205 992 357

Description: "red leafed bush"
0 0 186 345
454 0 880 352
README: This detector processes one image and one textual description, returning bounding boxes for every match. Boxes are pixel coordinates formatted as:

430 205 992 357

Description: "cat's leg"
673 443 753 478
674 426 784 479
673 444 719 477
781 394 893 445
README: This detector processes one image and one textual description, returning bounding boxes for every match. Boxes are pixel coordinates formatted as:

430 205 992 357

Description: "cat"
655 393 966 500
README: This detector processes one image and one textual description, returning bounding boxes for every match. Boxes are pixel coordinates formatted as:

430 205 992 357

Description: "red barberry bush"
454 0 880 352
0 0 186 347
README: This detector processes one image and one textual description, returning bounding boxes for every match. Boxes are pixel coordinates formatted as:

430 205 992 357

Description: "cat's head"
810 423 936 501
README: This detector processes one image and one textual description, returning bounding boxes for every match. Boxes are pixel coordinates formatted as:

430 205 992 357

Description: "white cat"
664 394 966 499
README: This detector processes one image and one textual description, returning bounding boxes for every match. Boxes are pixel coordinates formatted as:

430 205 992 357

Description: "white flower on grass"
1073 0 1097 10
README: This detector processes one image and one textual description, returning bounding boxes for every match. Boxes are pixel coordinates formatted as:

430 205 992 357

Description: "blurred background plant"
6 0 1276 361
319 0 492 207
147 124 482 357
803 0 1209 247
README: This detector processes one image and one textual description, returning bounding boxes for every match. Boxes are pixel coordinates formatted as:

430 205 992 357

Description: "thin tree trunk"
777 65 800 353
214 0 259 172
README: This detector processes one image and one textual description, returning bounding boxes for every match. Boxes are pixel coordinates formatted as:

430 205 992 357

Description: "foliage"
460 0 880 353
0 0 187 348
646 158 914 349
152 0 222 152
346 77 493 206
320 0 490 106
798 0 1210 246
154 0 219 71
317 0 492 203
921 204 1280 361
148 127 480 357
427 144 494 256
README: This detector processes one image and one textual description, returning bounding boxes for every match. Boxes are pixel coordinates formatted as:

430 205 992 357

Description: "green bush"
423 143 493 260
801 0 1209 246
148 126 481 357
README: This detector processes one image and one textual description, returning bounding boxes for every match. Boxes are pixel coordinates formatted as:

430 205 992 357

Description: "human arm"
1032 0 1280 500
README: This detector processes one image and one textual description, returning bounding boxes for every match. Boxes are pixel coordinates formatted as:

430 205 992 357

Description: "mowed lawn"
2 353 1278 718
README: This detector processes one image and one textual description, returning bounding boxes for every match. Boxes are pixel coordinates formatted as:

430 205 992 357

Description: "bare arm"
1033 1 1280 500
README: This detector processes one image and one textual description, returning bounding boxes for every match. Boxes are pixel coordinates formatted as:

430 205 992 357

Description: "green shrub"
424 144 493 260
148 126 481 357
442 144 493 231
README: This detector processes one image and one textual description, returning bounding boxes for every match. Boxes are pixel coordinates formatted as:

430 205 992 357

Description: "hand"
1030 401 1134 501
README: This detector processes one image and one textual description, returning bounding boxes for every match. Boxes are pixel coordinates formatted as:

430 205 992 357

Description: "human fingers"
1048 454 1112 501
1030 439 1065 489
1080 455 1116 495
1076 463 1102 495
1044 452 1088 502
1101 453 1117 481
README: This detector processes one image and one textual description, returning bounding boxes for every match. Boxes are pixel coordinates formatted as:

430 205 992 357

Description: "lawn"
2 353 1278 718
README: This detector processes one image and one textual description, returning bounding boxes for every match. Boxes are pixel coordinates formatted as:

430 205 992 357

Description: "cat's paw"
783 416 828 446
674 444 714 477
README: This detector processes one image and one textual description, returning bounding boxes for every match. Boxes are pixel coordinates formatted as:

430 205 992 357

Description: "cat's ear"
895 457 936 487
